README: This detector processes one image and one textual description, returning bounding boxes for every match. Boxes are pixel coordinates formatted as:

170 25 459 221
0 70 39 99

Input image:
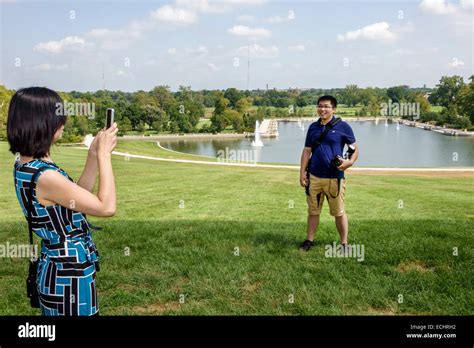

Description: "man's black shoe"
299 239 314 251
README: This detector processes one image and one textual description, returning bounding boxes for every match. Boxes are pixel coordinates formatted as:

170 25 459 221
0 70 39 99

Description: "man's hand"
300 173 308 187
300 147 312 188
337 158 353 171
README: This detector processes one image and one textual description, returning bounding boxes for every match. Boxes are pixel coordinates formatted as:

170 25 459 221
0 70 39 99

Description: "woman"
7 87 118 316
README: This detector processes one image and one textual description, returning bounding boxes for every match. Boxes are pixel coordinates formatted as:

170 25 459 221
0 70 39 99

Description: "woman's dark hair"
317 95 338 108
7 87 67 158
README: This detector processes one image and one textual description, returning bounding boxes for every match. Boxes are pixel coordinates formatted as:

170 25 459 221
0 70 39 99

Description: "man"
299 95 359 252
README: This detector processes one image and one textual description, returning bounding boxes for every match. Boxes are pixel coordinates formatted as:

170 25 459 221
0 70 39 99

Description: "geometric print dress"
13 159 100 316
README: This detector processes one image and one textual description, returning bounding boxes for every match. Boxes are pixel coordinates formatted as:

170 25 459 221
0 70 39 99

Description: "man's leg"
300 175 323 251
327 178 348 244
335 213 348 244
306 214 320 242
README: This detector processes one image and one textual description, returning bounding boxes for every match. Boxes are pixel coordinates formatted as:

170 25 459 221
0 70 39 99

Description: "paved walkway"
73 146 474 175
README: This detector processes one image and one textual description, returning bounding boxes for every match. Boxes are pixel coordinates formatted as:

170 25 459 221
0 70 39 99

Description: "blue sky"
1 0 472 91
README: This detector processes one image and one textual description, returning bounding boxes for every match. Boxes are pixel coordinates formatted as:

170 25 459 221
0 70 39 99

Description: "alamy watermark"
217 147 258 164
55 100 96 119
18 322 55 341
380 100 420 119
324 242 365 262
0 242 38 258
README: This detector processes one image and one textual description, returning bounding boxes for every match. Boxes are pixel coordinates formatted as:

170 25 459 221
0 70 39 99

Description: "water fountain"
396 122 400 131
251 120 264 147
297 118 305 134
385 119 389 127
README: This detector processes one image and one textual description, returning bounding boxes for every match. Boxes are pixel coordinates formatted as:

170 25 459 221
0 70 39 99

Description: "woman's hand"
88 130 102 158
97 123 118 158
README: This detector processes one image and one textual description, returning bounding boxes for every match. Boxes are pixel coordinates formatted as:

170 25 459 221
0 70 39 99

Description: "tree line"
0 75 472 143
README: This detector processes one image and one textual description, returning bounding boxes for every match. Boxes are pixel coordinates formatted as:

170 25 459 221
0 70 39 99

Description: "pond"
160 121 474 167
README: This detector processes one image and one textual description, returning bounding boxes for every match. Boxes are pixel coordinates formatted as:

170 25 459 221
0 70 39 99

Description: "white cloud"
460 0 474 9
419 0 457 15
237 44 278 58
419 0 473 34
34 36 86 54
288 44 305 52
175 0 219 13
150 5 198 24
448 58 465 67
33 0 267 54
176 0 266 13
337 22 397 42
228 25 271 39
167 47 177 54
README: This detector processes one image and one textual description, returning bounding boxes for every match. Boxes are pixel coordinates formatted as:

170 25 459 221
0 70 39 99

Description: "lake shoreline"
119 117 474 140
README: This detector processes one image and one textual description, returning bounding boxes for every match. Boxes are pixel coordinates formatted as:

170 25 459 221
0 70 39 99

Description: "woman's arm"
76 134 100 192
37 125 118 217
76 152 99 192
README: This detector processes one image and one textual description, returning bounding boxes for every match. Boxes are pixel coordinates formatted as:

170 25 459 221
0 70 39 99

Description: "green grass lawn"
114 140 218 162
197 119 211 129
0 141 472 315
431 105 443 113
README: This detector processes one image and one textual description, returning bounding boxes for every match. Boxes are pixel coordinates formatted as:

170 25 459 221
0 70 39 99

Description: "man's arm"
337 143 359 171
300 147 312 187
349 143 359 164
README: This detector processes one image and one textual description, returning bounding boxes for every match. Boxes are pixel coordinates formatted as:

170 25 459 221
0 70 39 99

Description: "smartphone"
106 108 114 129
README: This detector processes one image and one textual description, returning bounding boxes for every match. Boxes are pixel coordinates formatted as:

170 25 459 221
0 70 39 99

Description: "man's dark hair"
7 87 67 158
317 95 337 108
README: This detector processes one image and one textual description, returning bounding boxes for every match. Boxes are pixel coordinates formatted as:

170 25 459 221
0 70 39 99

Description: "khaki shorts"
306 174 346 217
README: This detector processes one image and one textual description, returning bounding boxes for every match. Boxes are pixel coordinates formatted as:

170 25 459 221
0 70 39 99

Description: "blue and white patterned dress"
13 159 100 316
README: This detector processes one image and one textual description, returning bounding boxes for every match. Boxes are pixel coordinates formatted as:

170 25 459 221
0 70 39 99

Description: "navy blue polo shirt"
304 116 356 179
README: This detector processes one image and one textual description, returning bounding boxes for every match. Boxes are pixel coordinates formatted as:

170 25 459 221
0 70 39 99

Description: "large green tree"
224 88 242 108
429 75 465 108
210 91 230 132
457 75 474 124
0 86 14 140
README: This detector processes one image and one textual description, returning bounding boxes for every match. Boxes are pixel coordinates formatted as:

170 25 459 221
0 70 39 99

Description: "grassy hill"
0 141 472 315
